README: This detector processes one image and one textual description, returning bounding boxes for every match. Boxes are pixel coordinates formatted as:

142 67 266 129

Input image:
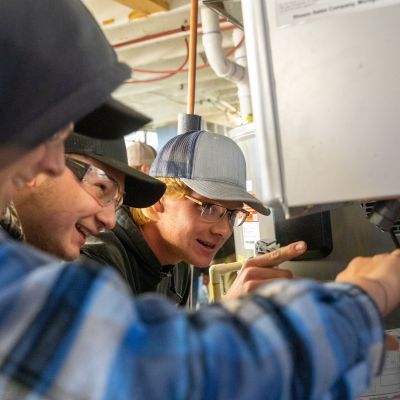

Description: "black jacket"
80 206 191 306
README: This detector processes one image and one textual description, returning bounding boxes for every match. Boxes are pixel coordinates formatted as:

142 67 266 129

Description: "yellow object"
114 0 169 14
209 261 242 302
102 18 115 26
128 10 148 20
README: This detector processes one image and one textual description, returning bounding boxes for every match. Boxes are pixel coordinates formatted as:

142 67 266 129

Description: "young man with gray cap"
81 130 300 303
11 132 165 260
0 0 399 399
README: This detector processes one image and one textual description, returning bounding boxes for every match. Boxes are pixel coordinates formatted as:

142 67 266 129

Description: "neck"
141 222 180 266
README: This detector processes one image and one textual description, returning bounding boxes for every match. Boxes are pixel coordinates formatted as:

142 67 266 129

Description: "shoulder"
81 229 128 272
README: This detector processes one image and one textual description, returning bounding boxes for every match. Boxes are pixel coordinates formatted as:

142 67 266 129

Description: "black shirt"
80 206 191 306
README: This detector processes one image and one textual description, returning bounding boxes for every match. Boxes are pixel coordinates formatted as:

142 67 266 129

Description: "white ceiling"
82 0 243 129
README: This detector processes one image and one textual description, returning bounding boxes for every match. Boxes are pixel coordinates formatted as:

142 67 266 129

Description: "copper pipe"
187 0 199 114
112 19 229 49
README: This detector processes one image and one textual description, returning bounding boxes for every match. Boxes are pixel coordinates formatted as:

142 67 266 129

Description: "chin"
191 257 214 268
196 264 211 269
61 248 80 261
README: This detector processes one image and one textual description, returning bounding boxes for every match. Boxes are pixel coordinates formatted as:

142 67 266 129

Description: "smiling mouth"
75 223 92 240
197 239 216 249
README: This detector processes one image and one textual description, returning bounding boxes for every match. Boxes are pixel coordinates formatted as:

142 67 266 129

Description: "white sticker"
276 0 400 28
242 221 261 251
246 180 253 192
360 328 400 399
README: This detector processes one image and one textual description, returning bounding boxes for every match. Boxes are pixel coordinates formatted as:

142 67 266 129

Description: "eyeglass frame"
184 194 250 227
65 157 124 208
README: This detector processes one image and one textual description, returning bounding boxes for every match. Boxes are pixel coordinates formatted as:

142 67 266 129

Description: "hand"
222 241 307 301
385 334 400 351
336 249 400 316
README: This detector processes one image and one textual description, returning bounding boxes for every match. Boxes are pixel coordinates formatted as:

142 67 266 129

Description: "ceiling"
82 0 243 129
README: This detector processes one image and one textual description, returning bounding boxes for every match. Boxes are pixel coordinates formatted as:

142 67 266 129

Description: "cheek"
60 192 98 217
52 211 75 230
178 219 201 239
0 169 14 185
53 176 99 214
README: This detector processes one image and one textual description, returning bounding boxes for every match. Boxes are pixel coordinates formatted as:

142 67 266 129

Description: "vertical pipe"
187 0 199 114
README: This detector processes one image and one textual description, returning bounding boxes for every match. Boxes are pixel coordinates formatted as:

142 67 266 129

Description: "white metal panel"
243 0 400 214
242 0 285 207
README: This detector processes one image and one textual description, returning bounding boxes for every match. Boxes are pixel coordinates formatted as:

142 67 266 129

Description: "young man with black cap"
0 0 400 399
12 132 164 260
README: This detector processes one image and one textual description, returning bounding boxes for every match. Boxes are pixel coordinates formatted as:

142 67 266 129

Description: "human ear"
24 177 38 188
139 165 150 174
153 198 164 213
25 173 48 189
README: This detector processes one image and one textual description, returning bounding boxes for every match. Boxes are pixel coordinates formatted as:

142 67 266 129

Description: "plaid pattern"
0 232 384 399
0 202 25 241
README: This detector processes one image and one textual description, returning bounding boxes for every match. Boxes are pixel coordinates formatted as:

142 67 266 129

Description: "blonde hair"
130 178 191 225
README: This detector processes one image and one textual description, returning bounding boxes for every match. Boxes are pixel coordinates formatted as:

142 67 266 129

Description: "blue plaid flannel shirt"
0 233 384 399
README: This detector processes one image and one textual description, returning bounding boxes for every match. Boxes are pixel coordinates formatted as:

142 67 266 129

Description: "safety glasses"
185 195 249 227
65 157 124 207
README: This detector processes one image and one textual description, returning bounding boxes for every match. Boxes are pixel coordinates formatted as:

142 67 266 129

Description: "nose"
95 204 117 230
210 214 233 238
39 143 65 177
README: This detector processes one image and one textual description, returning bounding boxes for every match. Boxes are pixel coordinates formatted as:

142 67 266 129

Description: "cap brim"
89 154 166 207
74 98 152 139
181 178 271 216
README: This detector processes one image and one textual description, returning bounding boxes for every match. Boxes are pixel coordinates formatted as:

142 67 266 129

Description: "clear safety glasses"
65 157 124 207
185 195 250 227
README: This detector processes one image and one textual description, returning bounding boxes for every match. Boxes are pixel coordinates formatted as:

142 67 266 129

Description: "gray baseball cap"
150 130 270 215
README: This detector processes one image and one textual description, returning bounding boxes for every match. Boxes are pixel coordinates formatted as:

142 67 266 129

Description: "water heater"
241 0 400 218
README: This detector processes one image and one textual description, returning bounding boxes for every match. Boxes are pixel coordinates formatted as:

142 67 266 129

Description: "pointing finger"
243 241 307 269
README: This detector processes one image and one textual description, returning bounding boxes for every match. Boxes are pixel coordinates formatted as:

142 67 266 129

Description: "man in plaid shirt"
0 0 399 399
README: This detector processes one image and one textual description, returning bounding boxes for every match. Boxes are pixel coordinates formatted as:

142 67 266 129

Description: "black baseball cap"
75 99 151 139
65 133 165 207
0 0 149 154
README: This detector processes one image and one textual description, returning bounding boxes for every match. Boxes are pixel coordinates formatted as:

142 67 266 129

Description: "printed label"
276 0 400 27
244 204 259 223
242 221 261 251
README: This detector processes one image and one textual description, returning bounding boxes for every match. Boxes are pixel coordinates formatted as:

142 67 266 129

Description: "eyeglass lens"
200 203 248 227
83 166 121 206
66 158 122 207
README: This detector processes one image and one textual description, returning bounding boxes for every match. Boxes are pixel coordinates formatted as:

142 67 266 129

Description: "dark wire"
389 228 400 249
